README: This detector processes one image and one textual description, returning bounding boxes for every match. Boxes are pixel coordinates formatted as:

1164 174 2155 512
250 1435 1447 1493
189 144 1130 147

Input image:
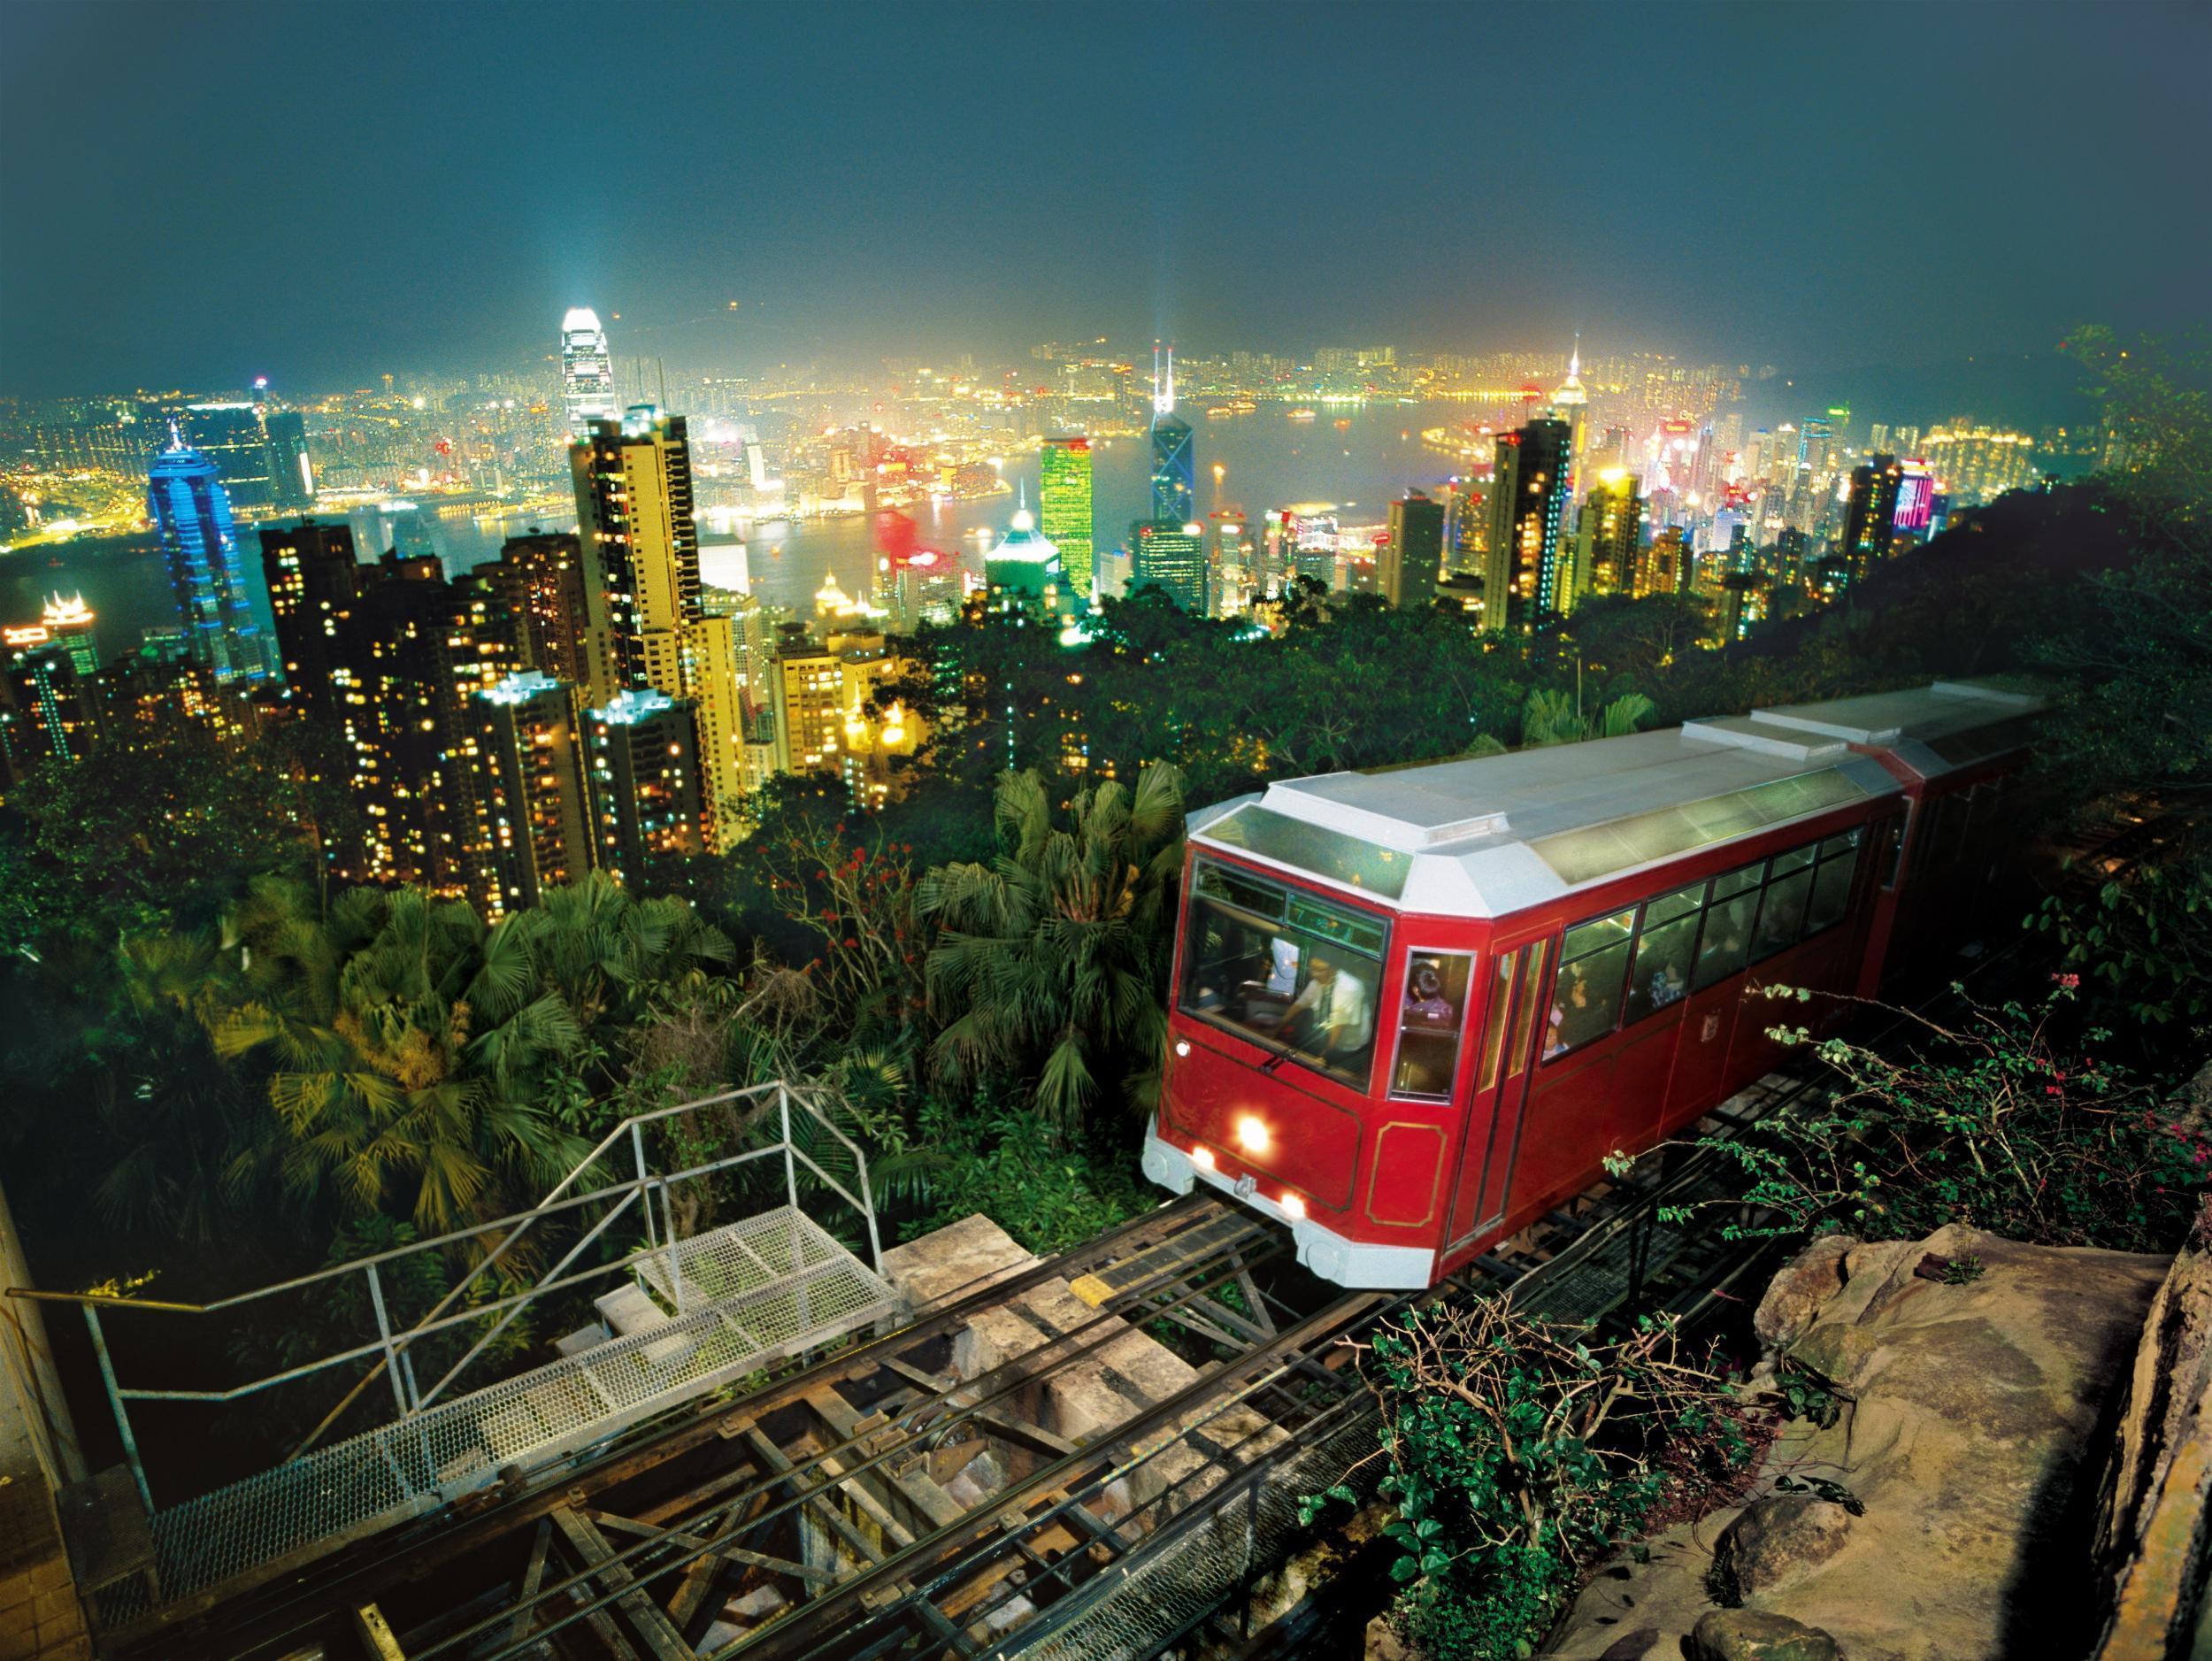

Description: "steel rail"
431 1234 1295 1661
113 1193 1241 1658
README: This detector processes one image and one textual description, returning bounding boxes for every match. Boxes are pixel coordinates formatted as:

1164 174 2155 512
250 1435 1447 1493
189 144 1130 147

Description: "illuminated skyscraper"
473 532 594 688
1920 424 2036 504
1551 338 1590 496
180 402 279 509
1570 470 1642 608
39 594 99 675
1132 519 1206 613
1841 454 1904 580
561 307 618 436
1039 436 1095 599
583 688 706 886
1483 418 1571 630
985 506 1065 619
258 519 360 708
149 435 270 685
571 405 702 704
265 411 315 510
1148 347 1195 525
569 405 748 846
1379 493 1444 609
474 672 594 915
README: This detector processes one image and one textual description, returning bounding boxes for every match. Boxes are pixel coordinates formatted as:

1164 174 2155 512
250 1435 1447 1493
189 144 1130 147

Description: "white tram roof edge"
1186 681 2038 919
1740 680 2046 783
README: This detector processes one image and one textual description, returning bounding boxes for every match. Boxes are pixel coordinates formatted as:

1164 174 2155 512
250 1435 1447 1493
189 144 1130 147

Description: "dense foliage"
918 765 1185 1128
1674 981 2210 1254
1308 1299 1749 1661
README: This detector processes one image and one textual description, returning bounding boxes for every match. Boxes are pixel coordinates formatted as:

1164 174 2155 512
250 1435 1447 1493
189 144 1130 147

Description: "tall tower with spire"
1550 335 1590 499
561 307 617 436
1148 343 1195 525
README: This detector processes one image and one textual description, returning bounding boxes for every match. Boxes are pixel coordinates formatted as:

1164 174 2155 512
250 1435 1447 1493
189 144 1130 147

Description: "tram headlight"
1190 1144 1217 1172
1174 1040 1190 1057
1234 1114 1271 1156
1279 1191 1307 1220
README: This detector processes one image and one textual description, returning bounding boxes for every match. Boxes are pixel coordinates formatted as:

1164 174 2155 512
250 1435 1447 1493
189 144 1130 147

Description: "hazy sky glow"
2 0 2206 393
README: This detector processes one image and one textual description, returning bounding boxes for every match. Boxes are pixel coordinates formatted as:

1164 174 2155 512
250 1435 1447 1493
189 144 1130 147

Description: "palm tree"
511 871 734 1031
917 765 1186 1135
202 881 593 1234
1521 687 1656 747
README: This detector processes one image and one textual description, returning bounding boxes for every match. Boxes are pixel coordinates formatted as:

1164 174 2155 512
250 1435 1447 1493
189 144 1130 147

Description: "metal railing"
4 1080 884 1524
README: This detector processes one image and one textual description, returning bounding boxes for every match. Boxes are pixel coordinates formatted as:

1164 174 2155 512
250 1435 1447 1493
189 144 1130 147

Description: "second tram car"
1142 681 2042 1288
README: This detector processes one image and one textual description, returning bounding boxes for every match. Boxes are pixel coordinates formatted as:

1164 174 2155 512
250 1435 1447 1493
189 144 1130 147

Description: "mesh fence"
100 1206 896 1628
1001 1398 1386 1661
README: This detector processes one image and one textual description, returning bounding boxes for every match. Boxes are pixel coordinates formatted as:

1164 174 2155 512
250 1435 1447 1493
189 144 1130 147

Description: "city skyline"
3 3 2207 395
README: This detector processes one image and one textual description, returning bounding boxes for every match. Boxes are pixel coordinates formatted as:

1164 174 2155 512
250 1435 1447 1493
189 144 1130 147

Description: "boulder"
1688 1609 1839 1661
2092 1196 2212 1660
1753 1234 1856 1350
1713 1496 1852 1599
1545 1224 2169 1660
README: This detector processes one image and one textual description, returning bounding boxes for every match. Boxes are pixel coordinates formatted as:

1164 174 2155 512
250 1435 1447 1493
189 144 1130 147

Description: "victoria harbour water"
1 402 1474 650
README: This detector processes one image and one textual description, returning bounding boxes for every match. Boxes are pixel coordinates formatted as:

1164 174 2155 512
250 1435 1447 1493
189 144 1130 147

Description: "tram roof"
1738 680 2044 780
1189 681 2045 917
1193 720 1900 918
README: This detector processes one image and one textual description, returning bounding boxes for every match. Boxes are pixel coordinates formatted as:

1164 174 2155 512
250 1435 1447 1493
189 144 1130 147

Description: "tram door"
1441 936 1552 1251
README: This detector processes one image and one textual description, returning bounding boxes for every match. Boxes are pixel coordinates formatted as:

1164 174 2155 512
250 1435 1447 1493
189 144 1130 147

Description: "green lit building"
1039 435 1094 601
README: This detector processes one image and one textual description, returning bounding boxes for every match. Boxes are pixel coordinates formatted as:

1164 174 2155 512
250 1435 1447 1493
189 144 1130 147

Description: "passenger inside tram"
1392 957 1469 1098
1275 953 1373 1061
1402 960 1457 1027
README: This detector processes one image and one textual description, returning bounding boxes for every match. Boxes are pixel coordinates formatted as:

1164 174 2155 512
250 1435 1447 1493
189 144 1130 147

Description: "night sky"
3 1 2206 394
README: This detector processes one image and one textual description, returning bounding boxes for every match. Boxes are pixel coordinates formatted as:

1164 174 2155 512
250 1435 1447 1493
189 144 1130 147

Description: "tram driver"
1274 952 1374 1063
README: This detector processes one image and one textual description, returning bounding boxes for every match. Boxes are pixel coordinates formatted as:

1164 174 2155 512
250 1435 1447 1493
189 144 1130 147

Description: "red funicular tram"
1144 681 2042 1288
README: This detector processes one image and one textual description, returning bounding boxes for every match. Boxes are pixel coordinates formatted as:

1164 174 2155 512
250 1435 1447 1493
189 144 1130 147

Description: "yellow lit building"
1919 423 2036 505
771 627 924 810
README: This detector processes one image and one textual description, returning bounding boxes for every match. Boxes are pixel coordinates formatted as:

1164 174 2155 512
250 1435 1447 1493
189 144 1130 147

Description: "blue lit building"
148 436 270 685
1148 346 1195 525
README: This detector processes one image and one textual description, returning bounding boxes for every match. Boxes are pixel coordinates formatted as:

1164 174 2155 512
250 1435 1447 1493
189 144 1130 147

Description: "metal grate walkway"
120 1207 897 1620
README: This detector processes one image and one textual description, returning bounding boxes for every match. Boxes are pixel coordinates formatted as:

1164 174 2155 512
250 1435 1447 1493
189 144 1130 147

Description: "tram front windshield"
1179 857 1386 1089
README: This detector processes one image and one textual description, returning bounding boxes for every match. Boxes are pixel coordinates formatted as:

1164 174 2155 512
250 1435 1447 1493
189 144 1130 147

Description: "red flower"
843 937 857 949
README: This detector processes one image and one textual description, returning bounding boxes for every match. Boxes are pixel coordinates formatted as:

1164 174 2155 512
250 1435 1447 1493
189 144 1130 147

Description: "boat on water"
1287 407 1317 422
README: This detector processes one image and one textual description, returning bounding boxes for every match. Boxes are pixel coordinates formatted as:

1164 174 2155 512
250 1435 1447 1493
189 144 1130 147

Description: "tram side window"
1390 951 1474 1101
1750 847 1816 963
1546 909 1633 1060
1694 865 1764 989
1473 951 1517 1093
1179 859 1387 1088
1624 883 1704 1025
1803 830 1863 936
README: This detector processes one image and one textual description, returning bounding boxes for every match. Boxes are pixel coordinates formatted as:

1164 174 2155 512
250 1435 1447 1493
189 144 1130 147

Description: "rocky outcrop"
1710 1496 1852 1601
1546 1226 2170 1660
2092 1196 2212 1661
1751 1234 1852 1350
1688 1609 1840 1661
